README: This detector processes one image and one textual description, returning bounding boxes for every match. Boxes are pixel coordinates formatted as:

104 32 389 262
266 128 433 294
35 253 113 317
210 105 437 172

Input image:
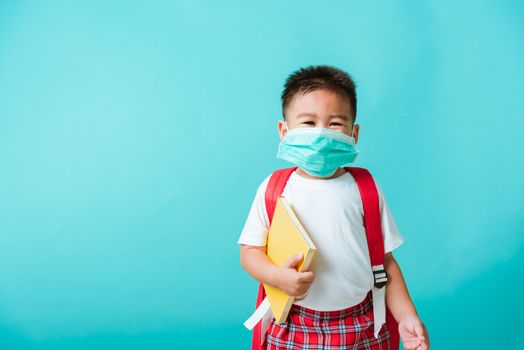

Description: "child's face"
278 89 359 143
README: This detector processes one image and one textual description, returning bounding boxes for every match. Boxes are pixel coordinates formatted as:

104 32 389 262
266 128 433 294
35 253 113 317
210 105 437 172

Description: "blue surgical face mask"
276 122 359 178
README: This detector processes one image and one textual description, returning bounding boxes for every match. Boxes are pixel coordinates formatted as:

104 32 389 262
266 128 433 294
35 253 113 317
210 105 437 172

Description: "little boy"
238 65 429 350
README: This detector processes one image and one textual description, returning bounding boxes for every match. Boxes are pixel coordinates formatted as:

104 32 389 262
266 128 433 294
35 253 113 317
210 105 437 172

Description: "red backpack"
252 166 400 349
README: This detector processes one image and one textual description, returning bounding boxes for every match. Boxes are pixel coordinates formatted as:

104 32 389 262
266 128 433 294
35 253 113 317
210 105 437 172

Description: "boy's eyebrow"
295 112 317 118
329 114 350 120
295 113 349 119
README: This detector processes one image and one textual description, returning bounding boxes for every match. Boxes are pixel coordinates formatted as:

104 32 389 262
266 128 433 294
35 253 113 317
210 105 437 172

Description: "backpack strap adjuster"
372 265 388 288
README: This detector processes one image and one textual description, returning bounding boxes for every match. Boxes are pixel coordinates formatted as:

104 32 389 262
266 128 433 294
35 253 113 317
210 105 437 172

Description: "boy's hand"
398 315 430 350
272 254 314 298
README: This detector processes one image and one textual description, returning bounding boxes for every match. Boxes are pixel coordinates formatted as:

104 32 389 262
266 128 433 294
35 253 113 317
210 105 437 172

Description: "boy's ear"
277 119 287 141
353 123 360 144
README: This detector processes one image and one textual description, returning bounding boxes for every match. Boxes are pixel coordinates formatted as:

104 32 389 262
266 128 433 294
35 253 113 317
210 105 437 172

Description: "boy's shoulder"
256 167 297 189
253 168 294 197
252 173 272 196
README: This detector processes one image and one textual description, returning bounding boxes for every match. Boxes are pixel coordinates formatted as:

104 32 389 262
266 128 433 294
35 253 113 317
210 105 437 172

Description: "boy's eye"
330 122 342 126
303 121 315 125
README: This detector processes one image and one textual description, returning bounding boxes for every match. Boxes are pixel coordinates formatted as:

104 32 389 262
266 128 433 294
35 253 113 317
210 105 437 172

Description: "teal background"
1 1 523 349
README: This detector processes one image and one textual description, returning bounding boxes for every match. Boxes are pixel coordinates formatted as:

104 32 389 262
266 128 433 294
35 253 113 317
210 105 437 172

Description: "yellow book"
263 196 318 324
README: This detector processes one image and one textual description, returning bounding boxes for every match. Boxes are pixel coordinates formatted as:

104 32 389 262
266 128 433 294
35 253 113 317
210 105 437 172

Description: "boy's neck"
295 167 347 180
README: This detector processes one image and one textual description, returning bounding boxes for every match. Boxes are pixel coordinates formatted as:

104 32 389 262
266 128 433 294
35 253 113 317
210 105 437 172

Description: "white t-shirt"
237 169 404 311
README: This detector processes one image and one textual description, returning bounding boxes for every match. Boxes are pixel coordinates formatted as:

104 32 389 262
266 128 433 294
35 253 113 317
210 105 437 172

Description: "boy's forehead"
286 89 353 119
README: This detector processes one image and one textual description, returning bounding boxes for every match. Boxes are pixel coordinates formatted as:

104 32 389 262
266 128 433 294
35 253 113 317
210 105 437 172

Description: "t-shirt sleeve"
375 181 404 253
237 175 271 247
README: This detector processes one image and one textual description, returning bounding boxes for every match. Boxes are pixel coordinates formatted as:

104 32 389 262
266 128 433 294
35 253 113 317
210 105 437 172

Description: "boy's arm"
384 252 417 320
384 252 430 350
240 245 279 286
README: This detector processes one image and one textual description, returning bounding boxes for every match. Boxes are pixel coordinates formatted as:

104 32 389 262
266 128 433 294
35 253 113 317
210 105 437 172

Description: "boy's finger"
299 271 314 281
414 324 425 337
282 254 303 268
295 291 308 299
402 339 421 349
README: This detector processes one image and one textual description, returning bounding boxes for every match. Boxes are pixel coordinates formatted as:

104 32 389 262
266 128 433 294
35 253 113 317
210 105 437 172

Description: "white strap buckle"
372 264 388 288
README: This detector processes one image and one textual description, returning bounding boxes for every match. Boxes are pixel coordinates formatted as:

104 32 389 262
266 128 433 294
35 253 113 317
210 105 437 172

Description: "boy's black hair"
281 65 357 122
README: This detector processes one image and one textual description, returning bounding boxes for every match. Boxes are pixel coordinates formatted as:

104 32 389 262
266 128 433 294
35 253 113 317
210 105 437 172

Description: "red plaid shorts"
266 292 390 349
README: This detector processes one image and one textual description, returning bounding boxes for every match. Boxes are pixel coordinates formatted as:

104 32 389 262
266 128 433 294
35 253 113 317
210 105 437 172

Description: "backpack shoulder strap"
252 167 297 350
345 166 400 349
344 167 387 287
264 167 298 224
